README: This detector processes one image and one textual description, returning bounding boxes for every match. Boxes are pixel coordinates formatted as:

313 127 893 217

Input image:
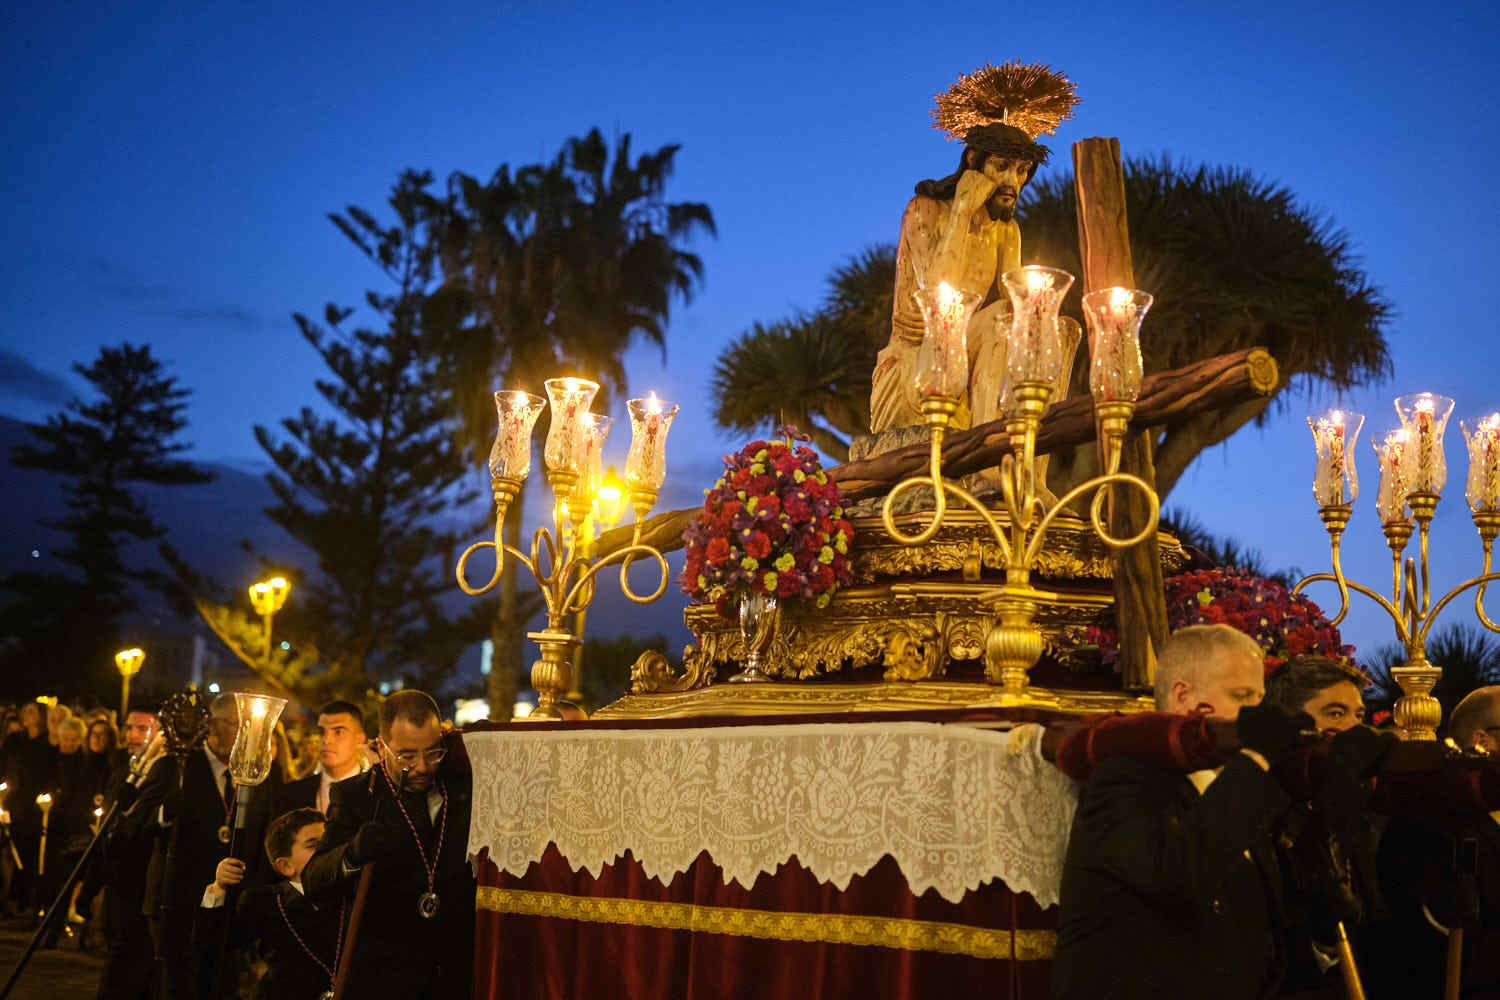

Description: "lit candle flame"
1108 286 1133 310
645 391 662 415
251 698 267 719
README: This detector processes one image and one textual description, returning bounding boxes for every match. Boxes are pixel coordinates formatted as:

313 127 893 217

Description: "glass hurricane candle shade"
625 394 680 494
543 378 600 477
1307 409 1364 508
912 282 981 401
1082 287 1152 404
489 391 547 482
575 414 613 507
1002 266 1075 395
1394 392 1455 495
1373 429 1412 524
228 692 288 786
1462 413 1500 513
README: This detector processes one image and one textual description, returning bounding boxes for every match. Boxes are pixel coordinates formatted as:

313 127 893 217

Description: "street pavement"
0 922 105 998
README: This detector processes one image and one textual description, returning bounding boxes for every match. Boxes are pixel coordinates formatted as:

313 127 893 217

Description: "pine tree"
248 170 492 695
2 343 210 693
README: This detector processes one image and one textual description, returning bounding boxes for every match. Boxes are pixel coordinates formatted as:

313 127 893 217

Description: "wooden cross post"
1073 137 1168 693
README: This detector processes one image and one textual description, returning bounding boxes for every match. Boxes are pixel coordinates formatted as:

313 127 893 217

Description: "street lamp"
114 647 145 720
248 576 291 663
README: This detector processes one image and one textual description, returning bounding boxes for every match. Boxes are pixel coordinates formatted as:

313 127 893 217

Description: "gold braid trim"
476 886 1055 961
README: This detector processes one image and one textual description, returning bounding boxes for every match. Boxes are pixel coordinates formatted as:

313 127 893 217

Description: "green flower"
818 546 835 564
750 463 765 475
793 469 806 483
741 556 759 571
834 534 848 554
747 496 759 513
754 449 768 462
763 571 778 592
774 553 795 572
1196 588 1214 607
815 592 831 608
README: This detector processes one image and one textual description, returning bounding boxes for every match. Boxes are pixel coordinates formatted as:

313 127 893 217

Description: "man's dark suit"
194 880 341 1000
1367 811 1500 997
127 748 282 999
1054 753 1290 1000
301 766 474 998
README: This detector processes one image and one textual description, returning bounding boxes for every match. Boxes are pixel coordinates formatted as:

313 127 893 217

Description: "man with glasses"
302 690 474 998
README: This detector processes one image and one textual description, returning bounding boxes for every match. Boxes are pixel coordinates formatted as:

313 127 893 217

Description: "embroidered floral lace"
467 721 1077 906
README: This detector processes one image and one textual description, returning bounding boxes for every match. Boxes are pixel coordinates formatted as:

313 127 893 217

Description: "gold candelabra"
1296 398 1500 741
456 379 678 720
881 272 1160 703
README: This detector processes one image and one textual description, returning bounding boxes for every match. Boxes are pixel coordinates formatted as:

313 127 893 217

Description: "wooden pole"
1073 137 1167 693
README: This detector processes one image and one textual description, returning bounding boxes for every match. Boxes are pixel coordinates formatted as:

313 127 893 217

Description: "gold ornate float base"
595 679 1153 720
602 505 1182 720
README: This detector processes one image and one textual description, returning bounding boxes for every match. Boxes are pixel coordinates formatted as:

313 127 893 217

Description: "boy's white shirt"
200 878 304 909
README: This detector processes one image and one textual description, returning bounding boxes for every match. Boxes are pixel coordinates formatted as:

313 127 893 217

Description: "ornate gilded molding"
597 680 1153 720
851 509 1186 584
476 886 1056 961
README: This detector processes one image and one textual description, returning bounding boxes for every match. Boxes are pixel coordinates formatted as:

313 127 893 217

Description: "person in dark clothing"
196 808 341 999
127 695 283 999
281 701 369 816
302 690 473 999
1367 685 1500 998
2 703 57 913
89 706 162 1000
1054 624 1305 1000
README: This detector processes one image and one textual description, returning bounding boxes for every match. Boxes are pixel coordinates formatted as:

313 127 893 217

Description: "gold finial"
932 62 1080 141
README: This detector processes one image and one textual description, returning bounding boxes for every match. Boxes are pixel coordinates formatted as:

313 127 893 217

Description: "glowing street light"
248 576 292 663
115 647 145 719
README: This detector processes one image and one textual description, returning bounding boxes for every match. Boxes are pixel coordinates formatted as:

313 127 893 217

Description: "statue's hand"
953 169 999 210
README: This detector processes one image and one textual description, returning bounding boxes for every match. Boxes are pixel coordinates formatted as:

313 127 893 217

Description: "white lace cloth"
467 721 1077 906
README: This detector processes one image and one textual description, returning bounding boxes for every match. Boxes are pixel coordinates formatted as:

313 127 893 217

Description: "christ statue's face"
974 154 1031 221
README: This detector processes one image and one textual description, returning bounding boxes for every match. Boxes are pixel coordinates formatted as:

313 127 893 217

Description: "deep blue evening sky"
3 1 1499 657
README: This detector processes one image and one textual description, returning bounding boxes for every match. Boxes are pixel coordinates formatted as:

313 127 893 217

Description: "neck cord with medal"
277 892 347 1000
377 758 448 919
216 760 233 844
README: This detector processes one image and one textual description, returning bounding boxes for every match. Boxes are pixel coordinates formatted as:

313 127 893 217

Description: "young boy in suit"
198 807 343 999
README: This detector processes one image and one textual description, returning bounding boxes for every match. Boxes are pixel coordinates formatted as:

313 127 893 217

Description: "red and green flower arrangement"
682 426 855 612
1075 566 1356 673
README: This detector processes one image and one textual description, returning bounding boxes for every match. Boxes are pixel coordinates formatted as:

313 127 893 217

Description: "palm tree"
710 158 1392 489
710 247 891 459
429 129 714 718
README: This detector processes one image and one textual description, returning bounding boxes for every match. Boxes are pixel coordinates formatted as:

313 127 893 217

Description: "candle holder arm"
880 427 1013 562
560 543 671 616
1415 571 1500 647
454 519 540 597
1025 471 1160 566
1293 571 1411 647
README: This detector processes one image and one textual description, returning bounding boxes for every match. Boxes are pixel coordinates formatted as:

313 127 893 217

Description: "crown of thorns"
932 62 1080 142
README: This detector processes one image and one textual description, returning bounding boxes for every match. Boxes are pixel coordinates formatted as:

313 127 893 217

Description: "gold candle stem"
1382 520 1413 607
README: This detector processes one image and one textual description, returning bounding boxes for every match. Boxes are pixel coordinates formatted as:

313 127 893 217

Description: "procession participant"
302 690 474 998
1369 686 1500 996
89 707 163 999
130 694 283 999
2 703 56 911
1260 656 1391 998
196 808 341 1000
1054 624 1307 1000
1264 656 1367 737
283 701 369 815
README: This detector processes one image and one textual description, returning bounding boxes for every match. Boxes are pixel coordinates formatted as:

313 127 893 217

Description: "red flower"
705 537 731 565
743 531 771 560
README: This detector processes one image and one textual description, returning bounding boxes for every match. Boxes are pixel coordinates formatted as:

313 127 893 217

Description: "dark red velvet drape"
473 844 1055 999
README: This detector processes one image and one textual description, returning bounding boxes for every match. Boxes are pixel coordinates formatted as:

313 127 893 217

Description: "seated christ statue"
870 121 1048 435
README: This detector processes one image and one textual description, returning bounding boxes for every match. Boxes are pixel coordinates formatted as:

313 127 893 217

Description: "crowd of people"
1054 625 1500 999
0 636 1495 998
0 689 472 998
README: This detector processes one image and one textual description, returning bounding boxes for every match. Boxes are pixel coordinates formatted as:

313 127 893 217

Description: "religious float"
445 63 1500 998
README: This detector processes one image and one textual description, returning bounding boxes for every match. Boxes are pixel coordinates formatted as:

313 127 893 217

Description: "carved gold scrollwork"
629 647 717 694
882 620 944 682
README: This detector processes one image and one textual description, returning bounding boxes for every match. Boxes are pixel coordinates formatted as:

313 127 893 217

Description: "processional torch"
205 692 286 998
33 795 51 881
0 691 204 999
